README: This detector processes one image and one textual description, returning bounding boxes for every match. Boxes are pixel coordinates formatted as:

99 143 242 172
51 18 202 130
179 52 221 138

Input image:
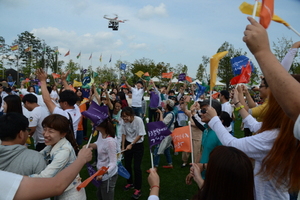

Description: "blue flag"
120 63 126 70
195 82 207 100
230 56 255 76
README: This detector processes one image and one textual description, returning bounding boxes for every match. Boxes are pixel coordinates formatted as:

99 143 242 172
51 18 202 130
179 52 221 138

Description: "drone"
103 14 127 31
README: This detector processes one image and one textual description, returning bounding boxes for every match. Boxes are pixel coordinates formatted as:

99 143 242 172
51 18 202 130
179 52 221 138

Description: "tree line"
0 31 299 89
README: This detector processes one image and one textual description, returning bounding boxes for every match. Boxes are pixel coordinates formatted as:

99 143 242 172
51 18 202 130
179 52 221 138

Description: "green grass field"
80 110 245 200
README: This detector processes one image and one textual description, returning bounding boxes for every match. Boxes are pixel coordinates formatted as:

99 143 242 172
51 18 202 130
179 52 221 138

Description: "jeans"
124 140 144 190
153 145 172 167
132 107 143 118
97 173 118 200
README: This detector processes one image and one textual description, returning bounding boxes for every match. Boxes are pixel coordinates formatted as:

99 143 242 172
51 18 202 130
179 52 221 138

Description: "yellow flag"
210 51 228 89
73 80 82 87
239 2 290 27
135 71 144 78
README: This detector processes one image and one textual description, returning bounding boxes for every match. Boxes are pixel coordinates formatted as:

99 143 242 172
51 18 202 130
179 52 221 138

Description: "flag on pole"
77 166 109 191
185 76 192 83
64 50 70 57
178 73 186 81
89 53 92 60
259 0 274 29
52 73 60 79
239 2 289 27
171 126 191 152
82 101 109 127
135 71 144 78
73 80 82 87
210 51 228 89
24 46 32 52
147 121 172 148
54 47 59 54
230 55 255 76
212 92 220 99
10 45 19 51
109 55 112 62
93 71 98 78
195 82 207 100
120 63 126 70
143 72 150 81
162 72 174 79
99 54 102 62
76 52 81 59
230 61 252 85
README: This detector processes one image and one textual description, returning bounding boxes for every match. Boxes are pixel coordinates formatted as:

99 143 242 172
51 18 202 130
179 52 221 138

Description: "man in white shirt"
123 76 146 118
36 69 81 139
22 94 50 151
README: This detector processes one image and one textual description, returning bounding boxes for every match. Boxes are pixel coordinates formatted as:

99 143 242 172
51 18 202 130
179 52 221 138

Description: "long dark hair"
42 114 79 155
97 118 115 138
4 95 23 114
193 146 254 200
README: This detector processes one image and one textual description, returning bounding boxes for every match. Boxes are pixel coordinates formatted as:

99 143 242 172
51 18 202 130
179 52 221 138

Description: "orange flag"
52 73 60 79
144 72 150 76
185 76 192 83
259 0 274 29
212 92 220 99
171 126 191 152
162 72 174 79
77 166 109 191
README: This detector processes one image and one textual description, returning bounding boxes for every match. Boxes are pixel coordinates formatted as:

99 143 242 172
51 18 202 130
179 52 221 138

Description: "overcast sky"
1 0 299 78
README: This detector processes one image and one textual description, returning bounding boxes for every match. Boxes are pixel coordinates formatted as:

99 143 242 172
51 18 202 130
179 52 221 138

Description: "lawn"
80 109 245 200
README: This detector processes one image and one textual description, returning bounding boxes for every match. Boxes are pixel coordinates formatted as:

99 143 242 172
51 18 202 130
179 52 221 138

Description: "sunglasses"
200 109 207 114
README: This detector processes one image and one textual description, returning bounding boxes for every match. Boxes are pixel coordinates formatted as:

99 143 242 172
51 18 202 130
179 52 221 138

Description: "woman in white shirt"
30 114 85 200
87 118 118 200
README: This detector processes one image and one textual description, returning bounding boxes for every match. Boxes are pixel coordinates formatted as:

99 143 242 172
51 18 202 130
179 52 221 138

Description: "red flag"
162 72 174 79
52 73 60 79
64 50 70 57
171 126 191 152
89 53 92 60
185 76 192 83
230 62 252 85
260 0 274 29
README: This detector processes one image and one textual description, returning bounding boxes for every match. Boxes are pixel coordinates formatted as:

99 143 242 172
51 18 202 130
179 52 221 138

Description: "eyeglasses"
26 128 31 132
200 109 207 114
259 85 266 88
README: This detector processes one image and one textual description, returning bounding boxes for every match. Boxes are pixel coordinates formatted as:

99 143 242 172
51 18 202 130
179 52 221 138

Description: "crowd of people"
1 17 300 200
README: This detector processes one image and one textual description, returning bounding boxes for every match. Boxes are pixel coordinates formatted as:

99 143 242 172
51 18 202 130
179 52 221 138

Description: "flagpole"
287 26 300 37
209 90 213 106
188 121 194 164
252 0 259 18
146 117 154 168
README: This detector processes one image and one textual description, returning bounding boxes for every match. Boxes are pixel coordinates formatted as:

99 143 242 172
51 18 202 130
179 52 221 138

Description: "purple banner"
147 121 171 148
178 73 186 81
86 162 101 187
82 101 109 126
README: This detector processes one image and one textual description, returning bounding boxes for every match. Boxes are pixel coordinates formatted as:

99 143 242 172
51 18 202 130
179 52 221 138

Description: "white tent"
151 76 161 82
191 79 202 85
215 81 226 86
171 78 178 83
